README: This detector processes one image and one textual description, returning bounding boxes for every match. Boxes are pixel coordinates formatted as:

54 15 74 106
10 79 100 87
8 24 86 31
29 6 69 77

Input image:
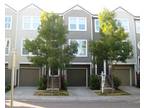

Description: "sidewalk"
5 86 140 102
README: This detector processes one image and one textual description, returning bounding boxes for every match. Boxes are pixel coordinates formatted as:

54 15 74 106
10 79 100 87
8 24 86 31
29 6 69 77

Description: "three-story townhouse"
5 4 140 88
5 4 17 86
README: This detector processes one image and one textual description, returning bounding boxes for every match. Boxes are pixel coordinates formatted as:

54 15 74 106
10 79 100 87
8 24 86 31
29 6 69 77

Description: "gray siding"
63 10 92 63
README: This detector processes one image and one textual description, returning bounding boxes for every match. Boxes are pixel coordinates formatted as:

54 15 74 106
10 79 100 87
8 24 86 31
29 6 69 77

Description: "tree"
24 12 77 89
89 9 133 88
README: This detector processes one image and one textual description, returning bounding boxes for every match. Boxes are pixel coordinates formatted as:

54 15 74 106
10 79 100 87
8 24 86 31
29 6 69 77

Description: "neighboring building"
5 4 140 88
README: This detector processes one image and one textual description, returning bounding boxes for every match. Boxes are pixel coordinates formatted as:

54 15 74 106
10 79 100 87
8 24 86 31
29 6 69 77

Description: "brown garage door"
67 69 86 86
112 68 130 86
19 68 39 86
5 68 11 84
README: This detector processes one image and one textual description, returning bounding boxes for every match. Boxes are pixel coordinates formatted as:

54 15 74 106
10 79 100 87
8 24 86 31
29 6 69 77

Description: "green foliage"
89 9 133 68
24 12 78 69
5 84 11 92
113 75 121 89
89 75 101 90
61 75 67 90
38 75 47 90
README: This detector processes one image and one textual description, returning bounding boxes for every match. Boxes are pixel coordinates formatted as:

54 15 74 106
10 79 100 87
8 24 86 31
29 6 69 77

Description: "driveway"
5 86 139 102
67 87 97 97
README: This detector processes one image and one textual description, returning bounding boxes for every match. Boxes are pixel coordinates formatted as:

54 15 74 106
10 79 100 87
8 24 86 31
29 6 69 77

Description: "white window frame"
21 38 35 56
22 16 40 30
49 68 60 77
69 39 87 57
116 18 130 32
95 19 100 32
5 38 10 56
68 17 87 31
5 16 12 30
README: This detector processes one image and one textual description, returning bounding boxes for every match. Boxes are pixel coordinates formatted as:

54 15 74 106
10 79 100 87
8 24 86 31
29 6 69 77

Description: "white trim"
22 16 40 30
5 61 8 64
69 39 88 57
19 62 33 64
5 16 12 30
66 68 88 87
63 5 92 16
68 17 87 31
70 62 91 64
49 68 60 77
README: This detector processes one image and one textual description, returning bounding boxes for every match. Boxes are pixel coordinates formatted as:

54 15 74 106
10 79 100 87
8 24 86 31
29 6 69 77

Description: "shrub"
113 75 121 89
5 84 11 92
37 75 47 90
89 75 101 90
61 75 67 90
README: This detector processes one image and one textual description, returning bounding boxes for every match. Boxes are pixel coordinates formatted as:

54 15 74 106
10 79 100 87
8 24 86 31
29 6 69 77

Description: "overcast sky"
5 0 141 16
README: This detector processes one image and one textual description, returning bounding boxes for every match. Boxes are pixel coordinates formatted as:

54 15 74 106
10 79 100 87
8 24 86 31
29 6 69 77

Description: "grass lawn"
96 89 130 96
34 90 69 96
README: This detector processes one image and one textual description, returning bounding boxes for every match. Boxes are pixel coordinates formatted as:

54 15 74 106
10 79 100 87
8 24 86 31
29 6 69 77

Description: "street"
6 100 139 108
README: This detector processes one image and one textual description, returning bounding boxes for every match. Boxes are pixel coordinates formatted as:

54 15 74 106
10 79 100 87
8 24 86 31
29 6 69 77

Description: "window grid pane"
32 17 40 29
95 19 100 32
70 40 87 57
5 16 12 29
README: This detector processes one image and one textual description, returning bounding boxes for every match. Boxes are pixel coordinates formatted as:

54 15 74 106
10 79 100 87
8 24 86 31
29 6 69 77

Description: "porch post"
103 60 106 75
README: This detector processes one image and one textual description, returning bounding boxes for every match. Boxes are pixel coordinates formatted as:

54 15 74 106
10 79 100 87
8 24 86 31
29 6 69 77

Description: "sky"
5 0 141 16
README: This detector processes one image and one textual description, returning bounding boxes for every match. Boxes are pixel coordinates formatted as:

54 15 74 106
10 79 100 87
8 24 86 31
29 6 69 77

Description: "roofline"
113 6 136 17
19 3 43 12
62 4 93 16
5 3 17 12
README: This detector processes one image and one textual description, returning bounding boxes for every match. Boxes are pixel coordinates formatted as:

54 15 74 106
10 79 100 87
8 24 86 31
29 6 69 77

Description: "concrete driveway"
5 86 139 102
67 87 97 97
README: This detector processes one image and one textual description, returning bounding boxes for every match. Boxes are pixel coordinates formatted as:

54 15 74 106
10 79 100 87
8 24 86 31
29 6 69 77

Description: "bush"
5 84 11 92
37 75 47 90
89 75 101 90
113 76 121 89
61 75 67 90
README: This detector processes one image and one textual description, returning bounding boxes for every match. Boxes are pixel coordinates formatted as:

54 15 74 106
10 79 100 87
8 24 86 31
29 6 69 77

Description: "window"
5 16 12 29
69 39 87 57
49 68 60 77
23 16 40 30
95 19 100 32
135 20 140 33
22 40 29 56
116 19 129 32
68 17 87 31
5 38 10 55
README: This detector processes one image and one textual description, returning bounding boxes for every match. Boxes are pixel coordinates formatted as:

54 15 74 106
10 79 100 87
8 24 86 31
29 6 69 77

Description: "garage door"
19 68 39 86
112 68 130 86
5 68 11 84
67 69 86 86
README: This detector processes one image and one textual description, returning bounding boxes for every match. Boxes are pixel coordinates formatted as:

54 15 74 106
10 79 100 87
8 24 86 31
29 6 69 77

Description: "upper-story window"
95 19 100 32
116 19 129 32
21 40 29 56
68 17 87 31
135 20 140 33
5 38 10 55
5 16 12 30
23 16 40 30
69 39 87 57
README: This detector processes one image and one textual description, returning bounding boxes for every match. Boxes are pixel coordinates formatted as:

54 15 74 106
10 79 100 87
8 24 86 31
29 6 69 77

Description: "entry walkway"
68 87 97 97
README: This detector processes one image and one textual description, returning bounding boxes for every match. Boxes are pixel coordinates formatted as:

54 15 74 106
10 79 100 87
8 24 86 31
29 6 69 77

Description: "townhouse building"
5 4 140 88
